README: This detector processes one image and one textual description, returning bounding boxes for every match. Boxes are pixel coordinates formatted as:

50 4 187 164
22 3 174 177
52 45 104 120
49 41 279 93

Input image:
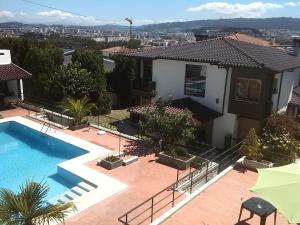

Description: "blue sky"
1 0 300 25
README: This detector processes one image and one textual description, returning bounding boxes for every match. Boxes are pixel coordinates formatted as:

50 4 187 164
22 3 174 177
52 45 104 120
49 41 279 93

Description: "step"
77 181 97 192
65 190 80 200
71 186 87 196
57 195 70 204
48 194 69 205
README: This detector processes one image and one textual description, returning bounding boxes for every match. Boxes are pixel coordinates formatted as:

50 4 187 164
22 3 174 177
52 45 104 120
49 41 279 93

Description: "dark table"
238 197 277 225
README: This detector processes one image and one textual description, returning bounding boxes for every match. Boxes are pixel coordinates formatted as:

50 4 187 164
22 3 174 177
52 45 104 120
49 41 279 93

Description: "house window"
235 78 261 102
185 64 207 97
272 77 278 94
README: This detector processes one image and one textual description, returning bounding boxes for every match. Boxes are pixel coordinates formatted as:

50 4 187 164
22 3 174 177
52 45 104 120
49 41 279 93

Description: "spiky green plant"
0 181 76 225
63 96 94 124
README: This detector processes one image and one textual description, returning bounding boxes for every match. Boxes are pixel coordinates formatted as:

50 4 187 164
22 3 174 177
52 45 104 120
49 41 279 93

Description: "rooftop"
224 33 273 47
102 46 136 54
0 63 31 81
290 86 300 105
129 97 222 126
129 38 300 73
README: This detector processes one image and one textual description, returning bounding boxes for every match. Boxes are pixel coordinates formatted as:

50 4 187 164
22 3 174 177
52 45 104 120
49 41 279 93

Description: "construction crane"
125 18 133 40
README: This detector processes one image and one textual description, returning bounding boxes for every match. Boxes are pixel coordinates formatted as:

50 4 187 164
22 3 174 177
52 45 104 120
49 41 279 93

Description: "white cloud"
34 10 110 25
0 10 14 18
37 10 73 19
19 12 27 16
187 2 283 18
285 1 300 7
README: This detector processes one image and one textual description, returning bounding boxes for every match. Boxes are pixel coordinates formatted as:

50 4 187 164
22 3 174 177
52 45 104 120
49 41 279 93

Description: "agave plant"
63 96 94 125
0 181 76 225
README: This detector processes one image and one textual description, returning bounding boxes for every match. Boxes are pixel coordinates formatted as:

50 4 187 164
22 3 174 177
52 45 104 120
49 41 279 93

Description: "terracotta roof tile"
129 98 221 126
290 86 300 105
0 63 31 81
225 33 272 47
129 38 300 72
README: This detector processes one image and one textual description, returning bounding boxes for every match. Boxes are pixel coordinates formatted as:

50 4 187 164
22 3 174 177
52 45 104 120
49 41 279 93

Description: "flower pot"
157 152 196 170
242 158 273 171
100 158 123 170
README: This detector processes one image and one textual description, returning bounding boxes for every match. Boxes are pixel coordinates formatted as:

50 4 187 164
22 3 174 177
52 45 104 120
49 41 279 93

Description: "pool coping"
0 117 128 218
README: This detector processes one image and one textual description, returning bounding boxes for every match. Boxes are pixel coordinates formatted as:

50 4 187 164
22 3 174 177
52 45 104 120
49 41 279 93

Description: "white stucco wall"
152 59 237 148
152 59 227 113
0 50 11 65
211 68 238 149
103 58 115 72
272 68 300 112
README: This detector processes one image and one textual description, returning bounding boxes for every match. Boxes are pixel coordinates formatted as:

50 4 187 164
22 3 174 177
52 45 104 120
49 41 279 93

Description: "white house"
129 38 300 149
0 49 31 107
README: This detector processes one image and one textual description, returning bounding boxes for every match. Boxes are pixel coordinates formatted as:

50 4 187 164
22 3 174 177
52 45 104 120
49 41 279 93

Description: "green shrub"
240 128 262 161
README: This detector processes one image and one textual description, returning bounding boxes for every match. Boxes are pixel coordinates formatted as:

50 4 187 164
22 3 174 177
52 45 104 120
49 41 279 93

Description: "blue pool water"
0 121 87 199
187 82 206 89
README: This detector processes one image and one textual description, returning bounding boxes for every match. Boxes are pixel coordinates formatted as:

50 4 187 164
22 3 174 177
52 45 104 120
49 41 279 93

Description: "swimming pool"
0 121 87 199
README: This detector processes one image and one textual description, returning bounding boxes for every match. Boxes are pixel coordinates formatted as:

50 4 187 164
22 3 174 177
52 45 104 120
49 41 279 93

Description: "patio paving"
162 167 293 225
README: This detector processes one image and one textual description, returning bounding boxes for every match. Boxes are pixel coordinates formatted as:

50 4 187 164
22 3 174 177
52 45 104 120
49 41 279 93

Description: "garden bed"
242 158 273 171
100 156 123 170
157 152 196 170
69 122 89 131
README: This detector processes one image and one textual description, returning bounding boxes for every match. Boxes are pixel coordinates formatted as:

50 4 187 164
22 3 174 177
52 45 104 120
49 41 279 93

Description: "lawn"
87 109 131 131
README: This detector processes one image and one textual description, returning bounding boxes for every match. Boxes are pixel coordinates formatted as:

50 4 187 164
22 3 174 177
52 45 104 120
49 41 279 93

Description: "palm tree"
63 96 94 125
0 181 76 225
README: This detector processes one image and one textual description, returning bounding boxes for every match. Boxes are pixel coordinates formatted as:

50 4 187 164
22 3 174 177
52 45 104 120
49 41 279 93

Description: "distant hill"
0 22 128 31
138 17 300 32
1 17 300 32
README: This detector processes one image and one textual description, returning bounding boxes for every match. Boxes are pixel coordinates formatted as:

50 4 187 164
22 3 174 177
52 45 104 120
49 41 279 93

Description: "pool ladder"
40 109 55 134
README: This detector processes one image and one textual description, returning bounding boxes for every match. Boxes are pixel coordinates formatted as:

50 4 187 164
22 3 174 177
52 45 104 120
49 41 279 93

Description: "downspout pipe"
222 67 230 114
276 72 284 112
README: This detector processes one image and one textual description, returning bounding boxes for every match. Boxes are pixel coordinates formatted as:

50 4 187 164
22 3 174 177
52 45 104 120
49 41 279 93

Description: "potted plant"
139 98 196 170
240 128 273 170
158 145 196 170
62 96 94 130
100 155 123 170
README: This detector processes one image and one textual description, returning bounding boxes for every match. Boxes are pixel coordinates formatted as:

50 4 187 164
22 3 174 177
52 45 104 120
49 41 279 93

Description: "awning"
129 97 222 126
0 63 32 81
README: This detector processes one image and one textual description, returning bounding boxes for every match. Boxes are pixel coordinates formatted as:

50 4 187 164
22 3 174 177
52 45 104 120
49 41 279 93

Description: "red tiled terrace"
0 107 294 225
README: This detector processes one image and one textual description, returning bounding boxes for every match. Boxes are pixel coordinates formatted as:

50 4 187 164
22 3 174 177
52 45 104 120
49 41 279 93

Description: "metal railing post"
60 109 63 126
190 172 194 194
172 183 176 207
97 115 100 127
205 161 209 182
125 214 128 225
150 197 154 222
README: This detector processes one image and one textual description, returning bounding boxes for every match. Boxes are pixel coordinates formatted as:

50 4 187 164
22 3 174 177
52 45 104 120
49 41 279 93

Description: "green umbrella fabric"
250 163 300 223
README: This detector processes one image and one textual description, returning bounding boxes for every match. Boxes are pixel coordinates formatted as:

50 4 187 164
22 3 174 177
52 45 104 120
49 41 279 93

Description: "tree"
0 37 63 96
139 98 195 156
261 113 300 166
125 39 141 49
0 181 75 225
63 96 94 125
72 50 111 114
261 130 300 166
240 128 262 161
264 113 298 136
47 63 97 100
108 55 136 106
